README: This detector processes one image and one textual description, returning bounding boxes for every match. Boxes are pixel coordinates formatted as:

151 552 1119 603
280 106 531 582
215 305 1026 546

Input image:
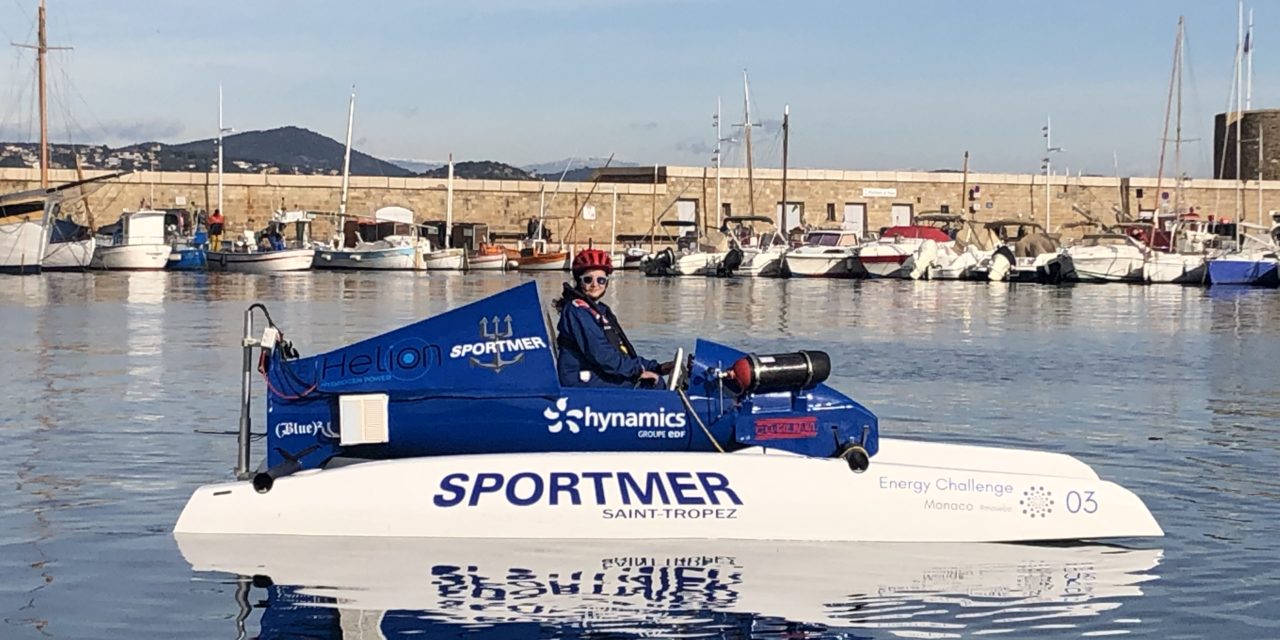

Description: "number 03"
1066 490 1098 514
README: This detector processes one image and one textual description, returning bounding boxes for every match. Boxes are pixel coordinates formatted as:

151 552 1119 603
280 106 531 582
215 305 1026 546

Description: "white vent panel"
339 393 390 445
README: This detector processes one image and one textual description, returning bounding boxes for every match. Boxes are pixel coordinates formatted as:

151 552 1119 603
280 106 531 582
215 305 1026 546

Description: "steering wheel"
667 347 686 391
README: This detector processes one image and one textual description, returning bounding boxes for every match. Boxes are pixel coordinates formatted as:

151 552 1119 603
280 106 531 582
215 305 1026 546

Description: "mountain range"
0 127 632 181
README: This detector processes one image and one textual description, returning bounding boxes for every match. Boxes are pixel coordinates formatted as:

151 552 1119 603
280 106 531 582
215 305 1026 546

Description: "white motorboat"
784 228 863 277
89 209 172 270
642 220 728 276
651 248 726 276
207 210 316 273
903 217 999 280
857 214 960 278
978 219 1076 283
174 282 1162 543
1066 233 1149 283
174 535 1162 635
617 246 649 270
1134 215 1227 284
721 215 788 277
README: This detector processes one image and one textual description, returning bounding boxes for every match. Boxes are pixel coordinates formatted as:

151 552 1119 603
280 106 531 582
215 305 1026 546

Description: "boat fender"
252 444 319 493
725 350 831 394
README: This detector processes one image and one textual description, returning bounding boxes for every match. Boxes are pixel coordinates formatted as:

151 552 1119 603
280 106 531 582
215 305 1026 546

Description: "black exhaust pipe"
252 445 319 493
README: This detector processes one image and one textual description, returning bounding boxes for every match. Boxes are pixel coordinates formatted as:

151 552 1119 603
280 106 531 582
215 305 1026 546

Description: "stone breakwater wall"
3 166 1279 244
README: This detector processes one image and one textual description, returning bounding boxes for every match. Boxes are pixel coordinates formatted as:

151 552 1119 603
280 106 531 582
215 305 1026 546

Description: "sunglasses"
577 275 609 286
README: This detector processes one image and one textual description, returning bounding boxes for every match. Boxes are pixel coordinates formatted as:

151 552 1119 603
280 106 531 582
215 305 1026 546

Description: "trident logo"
470 315 524 373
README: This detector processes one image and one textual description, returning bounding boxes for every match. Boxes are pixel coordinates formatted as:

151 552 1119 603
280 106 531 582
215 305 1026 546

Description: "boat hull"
675 252 724 276
858 253 910 278
315 246 417 270
166 246 207 271
733 249 787 277
207 248 315 273
1144 253 1207 284
517 253 569 271
1208 257 1280 287
784 252 861 277
0 218 48 275
42 237 96 271
175 441 1162 542
1068 256 1145 283
467 253 509 271
423 248 466 270
90 243 172 270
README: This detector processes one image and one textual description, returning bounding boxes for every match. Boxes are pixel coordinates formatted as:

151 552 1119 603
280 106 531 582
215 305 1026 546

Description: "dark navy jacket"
556 285 659 387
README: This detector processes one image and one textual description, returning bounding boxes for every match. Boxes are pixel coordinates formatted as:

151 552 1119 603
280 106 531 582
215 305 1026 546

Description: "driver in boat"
555 248 670 388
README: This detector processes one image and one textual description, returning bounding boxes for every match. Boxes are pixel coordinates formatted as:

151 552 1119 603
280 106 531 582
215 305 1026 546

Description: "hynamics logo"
544 398 584 433
543 397 687 434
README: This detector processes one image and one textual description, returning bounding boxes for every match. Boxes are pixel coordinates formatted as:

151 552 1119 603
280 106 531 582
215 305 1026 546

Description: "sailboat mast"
743 70 755 217
1246 8 1254 110
1236 1 1244 224
37 0 49 188
1175 18 1185 214
780 104 789 231
339 87 355 218
1154 18 1181 218
445 153 454 248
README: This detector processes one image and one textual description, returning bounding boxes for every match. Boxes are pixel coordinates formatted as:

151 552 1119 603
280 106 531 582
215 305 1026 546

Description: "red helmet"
572 248 613 276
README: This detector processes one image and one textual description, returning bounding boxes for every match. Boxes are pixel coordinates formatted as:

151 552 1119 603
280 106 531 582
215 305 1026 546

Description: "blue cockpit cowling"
259 282 879 475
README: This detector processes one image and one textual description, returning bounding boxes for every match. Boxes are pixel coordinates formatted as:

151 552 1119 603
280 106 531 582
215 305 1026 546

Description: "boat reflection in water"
178 535 1162 638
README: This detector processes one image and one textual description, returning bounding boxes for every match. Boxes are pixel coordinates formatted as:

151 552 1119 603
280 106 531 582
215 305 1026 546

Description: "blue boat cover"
268 281 560 398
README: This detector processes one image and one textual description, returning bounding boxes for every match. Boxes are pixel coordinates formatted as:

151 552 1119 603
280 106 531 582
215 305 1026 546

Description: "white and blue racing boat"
175 282 1162 542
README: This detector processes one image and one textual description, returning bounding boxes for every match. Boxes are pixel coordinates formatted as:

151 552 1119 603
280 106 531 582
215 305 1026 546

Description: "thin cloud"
0 119 184 145
629 121 659 130
675 138 714 155
95 119 186 144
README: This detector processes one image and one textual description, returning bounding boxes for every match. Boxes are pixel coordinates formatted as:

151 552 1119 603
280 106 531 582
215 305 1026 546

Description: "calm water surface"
1 271 1278 639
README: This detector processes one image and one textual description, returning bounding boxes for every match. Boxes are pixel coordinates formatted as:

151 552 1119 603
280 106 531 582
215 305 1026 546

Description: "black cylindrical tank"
728 350 831 393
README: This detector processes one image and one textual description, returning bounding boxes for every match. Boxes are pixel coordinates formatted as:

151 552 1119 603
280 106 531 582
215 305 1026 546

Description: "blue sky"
0 0 1272 176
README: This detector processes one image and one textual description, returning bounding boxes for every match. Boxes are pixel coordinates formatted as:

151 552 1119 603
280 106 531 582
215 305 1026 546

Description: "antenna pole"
714 97 722 229
339 87 355 218
780 104 790 231
743 70 755 217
